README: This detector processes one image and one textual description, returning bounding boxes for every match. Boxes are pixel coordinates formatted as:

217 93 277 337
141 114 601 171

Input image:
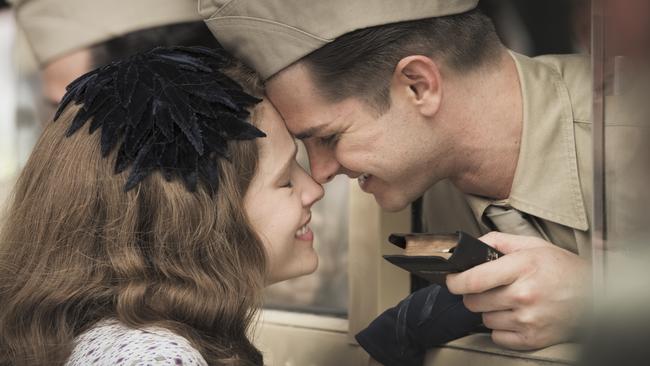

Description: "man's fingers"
480 231 550 254
482 310 519 332
463 286 513 313
491 330 534 351
447 254 523 295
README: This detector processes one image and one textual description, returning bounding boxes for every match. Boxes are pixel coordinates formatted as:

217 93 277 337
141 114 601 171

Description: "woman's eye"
281 181 293 189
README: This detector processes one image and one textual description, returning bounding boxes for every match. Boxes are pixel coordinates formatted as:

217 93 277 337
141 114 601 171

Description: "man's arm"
446 232 590 350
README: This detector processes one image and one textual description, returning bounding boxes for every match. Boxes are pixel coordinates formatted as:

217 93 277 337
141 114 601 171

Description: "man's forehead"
281 102 342 139
267 62 314 93
266 63 365 139
266 67 332 130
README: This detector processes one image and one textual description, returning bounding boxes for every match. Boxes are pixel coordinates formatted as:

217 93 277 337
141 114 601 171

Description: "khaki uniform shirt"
422 51 593 257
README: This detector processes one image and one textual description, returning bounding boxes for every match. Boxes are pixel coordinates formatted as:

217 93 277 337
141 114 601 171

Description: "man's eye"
281 181 293 189
319 134 339 147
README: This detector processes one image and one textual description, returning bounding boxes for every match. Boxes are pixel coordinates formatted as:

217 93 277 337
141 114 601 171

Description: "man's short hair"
300 9 502 112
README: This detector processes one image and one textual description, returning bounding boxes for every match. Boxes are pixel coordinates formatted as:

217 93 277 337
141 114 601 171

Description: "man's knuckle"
513 287 537 305
524 253 539 268
515 310 538 328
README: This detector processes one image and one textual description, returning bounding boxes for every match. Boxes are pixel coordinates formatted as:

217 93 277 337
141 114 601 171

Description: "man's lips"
358 173 372 191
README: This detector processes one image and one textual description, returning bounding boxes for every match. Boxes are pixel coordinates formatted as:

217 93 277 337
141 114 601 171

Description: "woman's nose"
302 174 325 208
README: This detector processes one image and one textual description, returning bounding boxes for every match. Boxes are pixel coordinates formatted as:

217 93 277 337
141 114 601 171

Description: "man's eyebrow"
294 124 328 140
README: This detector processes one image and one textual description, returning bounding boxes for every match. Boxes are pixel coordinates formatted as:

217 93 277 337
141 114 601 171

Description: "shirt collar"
466 52 589 231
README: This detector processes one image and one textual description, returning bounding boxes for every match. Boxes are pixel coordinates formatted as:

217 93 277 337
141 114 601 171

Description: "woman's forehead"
255 100 296 160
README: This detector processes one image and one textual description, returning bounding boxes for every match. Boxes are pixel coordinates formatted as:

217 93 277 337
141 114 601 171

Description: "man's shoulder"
533 54 592 124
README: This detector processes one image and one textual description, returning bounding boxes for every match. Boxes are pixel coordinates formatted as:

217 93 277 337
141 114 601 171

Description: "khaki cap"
200 0 478 79
10 0 201 66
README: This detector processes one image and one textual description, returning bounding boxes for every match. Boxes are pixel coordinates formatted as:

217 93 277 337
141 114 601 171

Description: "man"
200 0 592 352
10 0 218 109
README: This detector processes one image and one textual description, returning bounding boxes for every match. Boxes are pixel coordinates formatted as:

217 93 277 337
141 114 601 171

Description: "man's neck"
448 51 524 200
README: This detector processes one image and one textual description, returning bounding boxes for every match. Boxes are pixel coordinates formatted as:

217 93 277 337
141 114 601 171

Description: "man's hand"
446 232 590 350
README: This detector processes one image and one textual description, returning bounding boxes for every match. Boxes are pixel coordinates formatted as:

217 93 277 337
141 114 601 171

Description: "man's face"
40 48 93 119
266 63 443 212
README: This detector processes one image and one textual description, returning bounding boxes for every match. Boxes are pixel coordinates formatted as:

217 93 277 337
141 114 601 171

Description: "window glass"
592 0 650 282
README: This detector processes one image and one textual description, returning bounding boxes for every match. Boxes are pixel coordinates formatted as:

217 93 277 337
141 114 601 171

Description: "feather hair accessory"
54 46 265 193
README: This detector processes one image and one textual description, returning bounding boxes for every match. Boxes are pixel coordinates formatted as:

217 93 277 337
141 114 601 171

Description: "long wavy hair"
0 96 266 365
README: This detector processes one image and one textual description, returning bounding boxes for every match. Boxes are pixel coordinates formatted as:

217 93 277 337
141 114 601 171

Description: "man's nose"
309 152 341 184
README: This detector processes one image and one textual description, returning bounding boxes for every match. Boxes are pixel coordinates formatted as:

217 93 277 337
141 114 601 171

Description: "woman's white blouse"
65 319 208 366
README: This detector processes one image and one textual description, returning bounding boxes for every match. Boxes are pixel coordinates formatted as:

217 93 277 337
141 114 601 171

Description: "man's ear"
392 55 442 117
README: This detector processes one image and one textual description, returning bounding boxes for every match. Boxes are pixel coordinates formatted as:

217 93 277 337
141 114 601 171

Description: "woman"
0 46 323 365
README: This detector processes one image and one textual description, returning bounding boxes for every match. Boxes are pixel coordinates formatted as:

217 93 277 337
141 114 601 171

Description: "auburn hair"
0 99 267 365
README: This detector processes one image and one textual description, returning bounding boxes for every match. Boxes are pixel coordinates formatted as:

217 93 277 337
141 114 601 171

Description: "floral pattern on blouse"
65 319 208 366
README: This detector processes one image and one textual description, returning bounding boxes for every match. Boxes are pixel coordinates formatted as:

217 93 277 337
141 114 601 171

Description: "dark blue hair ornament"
54 46 265 193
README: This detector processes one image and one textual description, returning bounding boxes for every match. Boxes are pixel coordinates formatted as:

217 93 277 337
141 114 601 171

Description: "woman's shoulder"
65 319 208 366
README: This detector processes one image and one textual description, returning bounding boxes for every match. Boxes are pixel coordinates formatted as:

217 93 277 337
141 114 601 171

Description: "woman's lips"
295 225 314 241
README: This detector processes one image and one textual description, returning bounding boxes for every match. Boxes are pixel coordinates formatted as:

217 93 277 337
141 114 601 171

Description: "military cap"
10 0 201 66
200 0 478 79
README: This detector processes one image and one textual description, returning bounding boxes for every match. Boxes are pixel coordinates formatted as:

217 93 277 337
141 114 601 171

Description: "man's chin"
373 192 411 212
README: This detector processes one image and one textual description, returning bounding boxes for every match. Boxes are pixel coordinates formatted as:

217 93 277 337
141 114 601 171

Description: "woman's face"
244 100 325 285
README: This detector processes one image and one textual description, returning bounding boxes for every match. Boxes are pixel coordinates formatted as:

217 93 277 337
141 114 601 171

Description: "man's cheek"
336 146 365 171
